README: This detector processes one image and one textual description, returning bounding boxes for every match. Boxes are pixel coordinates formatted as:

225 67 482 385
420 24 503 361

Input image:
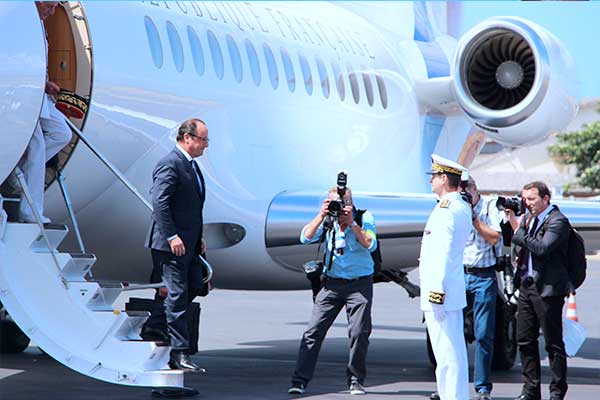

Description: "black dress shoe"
169 351 201 372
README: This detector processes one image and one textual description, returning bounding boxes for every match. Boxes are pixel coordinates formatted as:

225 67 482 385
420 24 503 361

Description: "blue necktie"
191 160 203 194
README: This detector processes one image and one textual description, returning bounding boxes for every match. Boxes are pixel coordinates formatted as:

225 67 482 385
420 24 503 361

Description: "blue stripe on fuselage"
413 1 451 180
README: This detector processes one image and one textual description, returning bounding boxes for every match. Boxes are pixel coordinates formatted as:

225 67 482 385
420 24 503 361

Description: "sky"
459 1 599 101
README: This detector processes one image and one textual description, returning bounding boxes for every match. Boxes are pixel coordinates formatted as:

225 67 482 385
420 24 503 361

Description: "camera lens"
327 200 343 217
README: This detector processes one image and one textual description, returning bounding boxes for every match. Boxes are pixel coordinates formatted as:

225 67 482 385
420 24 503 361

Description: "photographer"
288 185 377 396
511 182 570 400
462 177 502 400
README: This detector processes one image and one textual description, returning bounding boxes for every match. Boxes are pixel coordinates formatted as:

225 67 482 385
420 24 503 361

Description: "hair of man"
328 186 353 201
445 173 461 189
523 181 551 200
177 118 206 142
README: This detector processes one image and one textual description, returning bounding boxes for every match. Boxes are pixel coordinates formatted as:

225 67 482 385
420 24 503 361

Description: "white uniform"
419 191 472 400
19 28 71 222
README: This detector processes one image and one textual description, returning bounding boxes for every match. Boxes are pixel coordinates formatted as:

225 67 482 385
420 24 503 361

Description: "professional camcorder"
327 171 348 218
496 196 525 216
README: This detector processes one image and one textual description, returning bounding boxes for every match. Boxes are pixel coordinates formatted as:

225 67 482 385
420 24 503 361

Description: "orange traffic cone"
566 294 579 322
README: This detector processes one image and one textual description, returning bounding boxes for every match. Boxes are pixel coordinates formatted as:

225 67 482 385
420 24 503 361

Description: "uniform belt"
324 274 372 283
464 266 495 275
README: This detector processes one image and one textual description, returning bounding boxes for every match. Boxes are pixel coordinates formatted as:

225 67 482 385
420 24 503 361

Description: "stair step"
61 253 96 281
114 311 150 340
0 193 19 222
87 282 126 311
30 223 68 252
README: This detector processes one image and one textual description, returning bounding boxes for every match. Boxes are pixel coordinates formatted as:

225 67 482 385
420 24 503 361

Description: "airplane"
1 0 599 391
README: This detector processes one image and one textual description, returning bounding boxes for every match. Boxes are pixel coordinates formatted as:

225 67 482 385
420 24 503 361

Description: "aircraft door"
0 3 46 184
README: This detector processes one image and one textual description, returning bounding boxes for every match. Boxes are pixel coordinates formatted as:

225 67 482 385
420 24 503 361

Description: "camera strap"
315 217 331 268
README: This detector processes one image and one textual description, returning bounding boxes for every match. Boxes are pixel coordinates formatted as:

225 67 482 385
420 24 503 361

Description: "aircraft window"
280 48 295 93
332 62 345 101
166 21 184 73
298 53 313 96
245 40 261 86
362 69 374 107
187 26 204 76
316 58 330 99
207 30 224 80
348 66 360 104
144 16 163 68
226 35 243 83
263 44 278 89
376 74 388 109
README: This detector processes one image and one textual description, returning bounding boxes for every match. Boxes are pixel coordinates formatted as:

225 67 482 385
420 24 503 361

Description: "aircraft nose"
0 3 47 184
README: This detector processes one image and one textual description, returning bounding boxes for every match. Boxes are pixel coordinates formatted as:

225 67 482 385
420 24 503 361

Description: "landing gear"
0 302 30 353
492 297 517 370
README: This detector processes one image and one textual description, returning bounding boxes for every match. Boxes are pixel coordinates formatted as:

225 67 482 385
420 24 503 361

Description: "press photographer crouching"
289 173 377 396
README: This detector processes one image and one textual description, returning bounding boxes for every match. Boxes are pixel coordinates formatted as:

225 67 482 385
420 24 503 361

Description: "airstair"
0 208 183 387
0 116 211 390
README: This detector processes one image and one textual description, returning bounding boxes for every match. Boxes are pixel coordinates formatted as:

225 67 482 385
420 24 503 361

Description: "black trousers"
291 276 373 386
146 249 204 351
516 279 567 399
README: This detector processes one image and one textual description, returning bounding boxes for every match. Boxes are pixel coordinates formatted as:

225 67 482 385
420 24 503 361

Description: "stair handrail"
64 117 213 283
55 169 86 255
14 167 67 288
63 117 152 212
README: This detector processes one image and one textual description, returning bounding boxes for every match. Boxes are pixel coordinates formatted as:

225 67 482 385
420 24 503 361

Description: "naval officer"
420 154 472 400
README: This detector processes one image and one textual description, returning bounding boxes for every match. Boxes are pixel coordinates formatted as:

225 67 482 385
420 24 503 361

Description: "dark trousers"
147 249 203 352
516 280 567 399
291 276 373 386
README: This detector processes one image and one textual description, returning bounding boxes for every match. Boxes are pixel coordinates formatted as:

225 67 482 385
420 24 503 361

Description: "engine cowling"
453 17 577 146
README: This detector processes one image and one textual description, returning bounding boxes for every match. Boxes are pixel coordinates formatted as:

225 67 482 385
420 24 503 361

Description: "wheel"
426 327 437 368
492 296 517 370
0 302 31 353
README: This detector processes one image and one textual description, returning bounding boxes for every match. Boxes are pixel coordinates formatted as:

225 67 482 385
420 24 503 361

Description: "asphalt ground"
1 257 599 400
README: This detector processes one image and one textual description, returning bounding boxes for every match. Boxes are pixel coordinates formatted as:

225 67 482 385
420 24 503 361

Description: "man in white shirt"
19 1 72 223
420 154 472 400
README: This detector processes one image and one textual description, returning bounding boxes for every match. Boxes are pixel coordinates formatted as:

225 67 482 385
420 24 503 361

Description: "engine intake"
466 30 535 110
453 17 577 146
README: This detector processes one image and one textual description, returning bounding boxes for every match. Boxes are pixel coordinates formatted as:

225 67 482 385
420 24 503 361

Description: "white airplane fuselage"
36 1 468 289
4 1 592 290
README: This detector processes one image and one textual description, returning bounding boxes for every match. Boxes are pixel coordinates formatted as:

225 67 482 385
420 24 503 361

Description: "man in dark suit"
144 118 209 371
511 181 570 400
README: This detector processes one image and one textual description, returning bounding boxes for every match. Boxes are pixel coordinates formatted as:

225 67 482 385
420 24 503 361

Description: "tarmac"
1 258 599 400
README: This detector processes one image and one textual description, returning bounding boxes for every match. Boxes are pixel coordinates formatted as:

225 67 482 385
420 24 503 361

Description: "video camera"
496 196 525 216
327 171 348 218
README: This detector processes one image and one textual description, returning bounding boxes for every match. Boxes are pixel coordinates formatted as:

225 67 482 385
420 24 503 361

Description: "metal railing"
63 117 213 283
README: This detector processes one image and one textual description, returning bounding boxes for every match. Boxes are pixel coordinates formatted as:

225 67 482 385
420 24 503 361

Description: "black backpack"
566 224 587 290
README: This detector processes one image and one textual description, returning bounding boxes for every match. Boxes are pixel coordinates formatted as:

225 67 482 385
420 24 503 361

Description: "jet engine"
453 17 577 146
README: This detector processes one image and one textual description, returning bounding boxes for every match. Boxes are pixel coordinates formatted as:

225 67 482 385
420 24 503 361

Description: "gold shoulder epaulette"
429 291 445 304
439 199 450 208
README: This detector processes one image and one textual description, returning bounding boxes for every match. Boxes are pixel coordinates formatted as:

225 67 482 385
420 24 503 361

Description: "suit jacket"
145 148 206 257
511 206 570 297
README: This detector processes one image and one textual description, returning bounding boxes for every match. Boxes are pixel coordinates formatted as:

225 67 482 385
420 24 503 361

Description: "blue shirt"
300 210 377 280
463 197 502 268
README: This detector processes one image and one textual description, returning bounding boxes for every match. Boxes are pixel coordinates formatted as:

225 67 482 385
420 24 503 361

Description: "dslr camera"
327 171 348 218
496 196 525 216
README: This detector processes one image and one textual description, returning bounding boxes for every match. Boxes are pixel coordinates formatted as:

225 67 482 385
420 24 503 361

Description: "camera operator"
288 185 377 396
511 181 570 400
462 177 503 400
